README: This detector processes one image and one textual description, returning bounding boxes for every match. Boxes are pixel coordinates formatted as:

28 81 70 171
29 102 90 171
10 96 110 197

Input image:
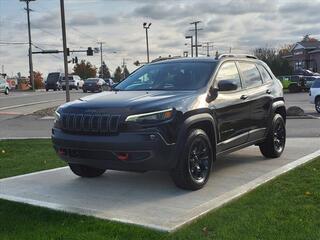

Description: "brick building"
284 40 320 73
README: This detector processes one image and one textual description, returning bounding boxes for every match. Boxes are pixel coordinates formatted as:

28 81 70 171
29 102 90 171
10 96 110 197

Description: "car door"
237 61 273 141
209 61 250 153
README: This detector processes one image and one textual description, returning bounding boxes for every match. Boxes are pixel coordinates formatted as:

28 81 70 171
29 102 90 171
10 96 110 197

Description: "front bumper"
52 128 177 171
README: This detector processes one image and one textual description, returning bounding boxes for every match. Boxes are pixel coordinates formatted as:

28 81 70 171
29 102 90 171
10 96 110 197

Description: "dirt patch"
32 106 58 117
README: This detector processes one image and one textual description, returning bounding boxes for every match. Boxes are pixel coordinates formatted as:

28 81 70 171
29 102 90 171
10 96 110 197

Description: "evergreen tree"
121 66 130 79
98 61 111 80
113 66 122 82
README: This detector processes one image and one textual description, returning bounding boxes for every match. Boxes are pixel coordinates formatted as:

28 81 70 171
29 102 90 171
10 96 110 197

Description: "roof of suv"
150 55 259 65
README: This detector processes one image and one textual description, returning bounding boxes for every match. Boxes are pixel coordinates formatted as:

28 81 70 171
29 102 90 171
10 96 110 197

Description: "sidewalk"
1 138 319 231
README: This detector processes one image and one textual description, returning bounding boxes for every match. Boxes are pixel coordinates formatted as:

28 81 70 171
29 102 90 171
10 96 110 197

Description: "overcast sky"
0 0 320 77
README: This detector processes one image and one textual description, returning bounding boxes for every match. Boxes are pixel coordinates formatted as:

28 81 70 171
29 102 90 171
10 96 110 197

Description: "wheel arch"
272 101 286 123
176 113 218 163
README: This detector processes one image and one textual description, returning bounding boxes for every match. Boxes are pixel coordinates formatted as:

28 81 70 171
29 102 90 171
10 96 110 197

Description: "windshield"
115 62 216 91
47 73 60 83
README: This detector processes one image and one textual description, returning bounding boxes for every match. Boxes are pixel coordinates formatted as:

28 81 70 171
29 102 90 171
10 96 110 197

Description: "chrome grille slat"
61 113 120 135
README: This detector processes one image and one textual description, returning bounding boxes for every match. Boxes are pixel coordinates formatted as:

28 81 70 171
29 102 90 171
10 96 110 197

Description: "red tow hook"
58 148 66 155
117 153 129 161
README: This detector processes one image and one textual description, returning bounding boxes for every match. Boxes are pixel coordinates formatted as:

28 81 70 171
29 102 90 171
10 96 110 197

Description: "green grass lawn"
0 139 319 240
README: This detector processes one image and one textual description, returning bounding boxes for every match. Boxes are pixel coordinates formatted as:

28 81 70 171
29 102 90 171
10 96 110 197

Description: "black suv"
52 55 286 190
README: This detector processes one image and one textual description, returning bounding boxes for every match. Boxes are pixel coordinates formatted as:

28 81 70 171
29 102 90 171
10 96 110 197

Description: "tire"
4 88 9 95
46 88 49 92
171 129 213 190
54 88 57 91
62 87 66 91
315 97 320 113
69 163 106 178
83 89 87 93
259 114 286 158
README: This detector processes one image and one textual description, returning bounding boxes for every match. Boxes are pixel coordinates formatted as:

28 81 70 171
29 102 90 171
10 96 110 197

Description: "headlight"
125 108 174 124
54 111 61 124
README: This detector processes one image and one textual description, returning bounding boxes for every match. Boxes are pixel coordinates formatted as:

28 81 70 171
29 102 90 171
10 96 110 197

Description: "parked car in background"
45 72 61 91
305 76 320 90
60 75 81 90
53 54 286 190
309 79 320 113
0 77 10 95
79 79 85 89
82 78 108 93
105 78 114 87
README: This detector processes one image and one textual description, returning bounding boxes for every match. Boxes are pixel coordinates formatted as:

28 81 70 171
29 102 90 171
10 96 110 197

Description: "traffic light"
87 47 93 56
66 48 70 56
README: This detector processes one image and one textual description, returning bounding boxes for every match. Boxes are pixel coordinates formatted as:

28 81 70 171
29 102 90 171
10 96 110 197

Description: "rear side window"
312 80 320 88
238 62 263 88
257 64 272 83
215 61 242 90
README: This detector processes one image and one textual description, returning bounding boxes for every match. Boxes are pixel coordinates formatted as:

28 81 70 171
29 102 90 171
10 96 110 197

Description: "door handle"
266 89 272 94
240 95 248 100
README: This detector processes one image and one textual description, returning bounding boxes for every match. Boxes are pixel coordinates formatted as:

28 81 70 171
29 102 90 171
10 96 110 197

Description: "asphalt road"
0 90 90 115
0 91 319 138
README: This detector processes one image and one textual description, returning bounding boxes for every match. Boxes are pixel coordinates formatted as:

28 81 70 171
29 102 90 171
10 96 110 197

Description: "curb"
287 115 320 120
0 137 50 141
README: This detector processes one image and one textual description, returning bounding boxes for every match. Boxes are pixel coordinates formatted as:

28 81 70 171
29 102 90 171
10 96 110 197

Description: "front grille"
60 113 120 135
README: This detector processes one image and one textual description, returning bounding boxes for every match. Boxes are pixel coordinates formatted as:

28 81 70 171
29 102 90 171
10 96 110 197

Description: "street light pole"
20 0 35 91
60 0 70 102
143 22 152 63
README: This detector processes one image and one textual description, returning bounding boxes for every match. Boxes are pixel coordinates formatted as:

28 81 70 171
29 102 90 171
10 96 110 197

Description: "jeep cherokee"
52 54 286 190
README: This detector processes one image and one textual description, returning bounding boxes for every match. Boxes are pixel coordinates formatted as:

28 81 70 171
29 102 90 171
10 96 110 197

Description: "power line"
0 42 28 45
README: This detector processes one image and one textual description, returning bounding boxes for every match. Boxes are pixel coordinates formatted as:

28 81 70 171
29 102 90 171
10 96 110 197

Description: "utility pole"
202 41 214 57
190 21 202 57
97 41 105 69
60 0 70 102
185 36 193 57
143 22 152 63
20 0 35 91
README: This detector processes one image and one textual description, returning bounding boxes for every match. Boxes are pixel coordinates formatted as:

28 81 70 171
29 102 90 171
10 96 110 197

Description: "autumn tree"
73 60 97 79
254 47 293 76
33 71 44 89
113 66 122 82
98 61 111 80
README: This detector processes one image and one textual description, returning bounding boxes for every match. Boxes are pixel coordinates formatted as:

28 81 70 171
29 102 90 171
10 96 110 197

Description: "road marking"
0 99 62 111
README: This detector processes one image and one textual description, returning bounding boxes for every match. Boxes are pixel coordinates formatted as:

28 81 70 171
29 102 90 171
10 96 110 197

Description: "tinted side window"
215 62 241 90
257 64 272 83
238 62 263 88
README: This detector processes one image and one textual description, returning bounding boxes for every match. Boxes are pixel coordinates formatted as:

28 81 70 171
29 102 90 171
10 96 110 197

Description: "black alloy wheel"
188 138 211 184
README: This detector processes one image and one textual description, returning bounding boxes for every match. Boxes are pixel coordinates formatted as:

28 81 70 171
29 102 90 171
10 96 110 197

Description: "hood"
60 90 201 115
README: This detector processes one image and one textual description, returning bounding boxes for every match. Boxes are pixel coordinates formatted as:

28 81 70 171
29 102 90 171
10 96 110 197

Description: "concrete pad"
1 138 320 232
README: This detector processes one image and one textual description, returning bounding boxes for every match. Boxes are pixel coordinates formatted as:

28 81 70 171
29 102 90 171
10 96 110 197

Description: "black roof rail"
216 54 258 60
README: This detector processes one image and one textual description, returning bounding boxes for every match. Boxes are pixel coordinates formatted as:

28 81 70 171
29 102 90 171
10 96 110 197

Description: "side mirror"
218 80 238 91
206 87 218 103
